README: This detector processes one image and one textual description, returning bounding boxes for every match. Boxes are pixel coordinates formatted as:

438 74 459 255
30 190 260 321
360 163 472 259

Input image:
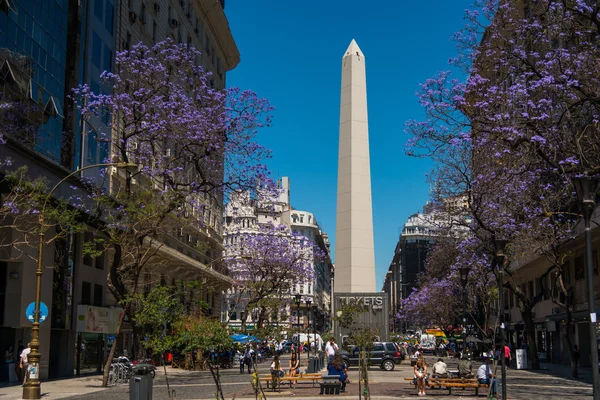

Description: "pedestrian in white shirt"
325 338 338 363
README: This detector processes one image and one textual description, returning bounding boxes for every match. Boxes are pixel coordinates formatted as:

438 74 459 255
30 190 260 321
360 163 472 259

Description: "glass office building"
0 0 70 166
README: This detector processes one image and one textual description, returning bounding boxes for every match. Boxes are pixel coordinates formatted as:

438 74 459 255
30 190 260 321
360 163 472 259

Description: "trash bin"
129 364 154 400
307 357 318 373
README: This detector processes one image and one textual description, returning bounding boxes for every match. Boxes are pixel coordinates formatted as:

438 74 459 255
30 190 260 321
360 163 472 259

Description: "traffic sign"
25 302 48 323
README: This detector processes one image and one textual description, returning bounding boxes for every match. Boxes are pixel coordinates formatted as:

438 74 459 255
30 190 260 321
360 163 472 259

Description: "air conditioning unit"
131 178 137 185
165 148 172 157
169 19 179 28
154 2 161 12
129 12 137 23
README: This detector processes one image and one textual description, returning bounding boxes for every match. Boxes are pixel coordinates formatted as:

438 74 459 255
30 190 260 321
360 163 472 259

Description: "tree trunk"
102 306 129 386
521 307 540 370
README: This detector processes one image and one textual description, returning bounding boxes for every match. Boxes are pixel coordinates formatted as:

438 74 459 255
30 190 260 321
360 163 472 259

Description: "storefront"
75 305 122 375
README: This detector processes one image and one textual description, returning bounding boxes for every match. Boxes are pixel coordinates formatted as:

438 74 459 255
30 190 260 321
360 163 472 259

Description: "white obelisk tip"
343 39 364 58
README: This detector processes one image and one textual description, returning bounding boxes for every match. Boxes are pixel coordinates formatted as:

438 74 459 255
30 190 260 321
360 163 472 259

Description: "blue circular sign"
25 302 48 323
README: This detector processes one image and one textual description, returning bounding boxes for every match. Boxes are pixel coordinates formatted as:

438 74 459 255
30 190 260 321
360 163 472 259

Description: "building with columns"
222 177 334 334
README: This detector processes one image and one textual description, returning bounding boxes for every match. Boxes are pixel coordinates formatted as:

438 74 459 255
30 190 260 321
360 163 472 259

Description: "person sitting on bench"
477 357 495 395
327 354 348 392
432 358 448 378
458 354 474 378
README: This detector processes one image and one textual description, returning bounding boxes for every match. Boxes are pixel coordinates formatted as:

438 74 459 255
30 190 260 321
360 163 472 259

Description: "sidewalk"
0 361 593 399
0 375 107 399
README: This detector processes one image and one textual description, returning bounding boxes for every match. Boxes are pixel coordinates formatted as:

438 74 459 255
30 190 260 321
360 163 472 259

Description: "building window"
94 284 103 306
92 32 102 68
94 0 104 21
104 45 112 73
105 2 114 34
81 281 92 305
575 255 584 280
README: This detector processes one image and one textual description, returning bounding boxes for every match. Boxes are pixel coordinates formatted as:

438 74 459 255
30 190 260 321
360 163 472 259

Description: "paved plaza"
0 355 593 399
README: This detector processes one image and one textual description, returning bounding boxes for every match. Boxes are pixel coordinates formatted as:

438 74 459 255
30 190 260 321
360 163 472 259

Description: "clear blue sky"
225 1 472 289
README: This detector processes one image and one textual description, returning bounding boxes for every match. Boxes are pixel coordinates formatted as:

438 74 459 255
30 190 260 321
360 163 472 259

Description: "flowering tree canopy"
404 0 600 370
225 222 322 329
71 39 274 383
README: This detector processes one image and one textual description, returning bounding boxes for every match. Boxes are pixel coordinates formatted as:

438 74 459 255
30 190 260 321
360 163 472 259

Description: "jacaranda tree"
225 221 320 332
405 0 600 372
72 39 274 385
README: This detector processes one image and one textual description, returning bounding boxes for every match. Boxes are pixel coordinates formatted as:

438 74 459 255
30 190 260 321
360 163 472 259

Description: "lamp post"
312 304 318 357
305 298 312 363
494 238 508 400
459 266 470 356
23 162 135 400
574 176 600 400
294 294 302 359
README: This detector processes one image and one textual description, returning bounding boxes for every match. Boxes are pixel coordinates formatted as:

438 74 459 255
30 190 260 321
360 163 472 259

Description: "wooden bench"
404 377 489 396
259 375 322 391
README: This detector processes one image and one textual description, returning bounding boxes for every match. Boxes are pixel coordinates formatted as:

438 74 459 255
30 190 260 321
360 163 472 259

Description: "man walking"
325 338 338 363
20 343 31 384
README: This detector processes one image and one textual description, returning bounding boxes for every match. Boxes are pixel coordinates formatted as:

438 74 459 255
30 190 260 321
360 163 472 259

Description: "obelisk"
334 39 376 293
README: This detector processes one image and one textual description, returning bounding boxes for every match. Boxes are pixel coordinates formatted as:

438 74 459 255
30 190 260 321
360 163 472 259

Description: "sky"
225 1 473 289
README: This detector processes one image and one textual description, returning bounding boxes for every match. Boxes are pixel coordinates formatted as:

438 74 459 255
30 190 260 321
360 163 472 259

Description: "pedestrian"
573 345 580 367
289 352 300 384
327 354 348 393
432 358 448 378
20 343 31 384
477 357 495 395
4 344 14 382
15 340 24 382
243 345 254 374
504 344 512 368
325 338 338 363
414 357 427 397
458 354 473 378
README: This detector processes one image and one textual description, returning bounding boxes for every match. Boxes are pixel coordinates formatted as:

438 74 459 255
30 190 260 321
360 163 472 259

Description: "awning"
547 308 600 322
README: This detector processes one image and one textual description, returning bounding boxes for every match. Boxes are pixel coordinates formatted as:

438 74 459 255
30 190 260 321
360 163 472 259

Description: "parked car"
339 342 402 371
281 341 294 354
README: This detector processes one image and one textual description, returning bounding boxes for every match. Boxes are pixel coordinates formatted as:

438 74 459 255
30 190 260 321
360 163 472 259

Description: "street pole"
574 176 600 400
494 238 508 400
313 305 317 357
306 300 311 364
23 162 135 399
499 267 507 400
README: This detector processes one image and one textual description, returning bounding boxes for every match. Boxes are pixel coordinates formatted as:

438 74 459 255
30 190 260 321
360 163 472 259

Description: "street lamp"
494 237 508 400
459 266 470 356
294 294 302 359
23 162 136 400
312 304 318 357
574 176 600 400
305 298 312 363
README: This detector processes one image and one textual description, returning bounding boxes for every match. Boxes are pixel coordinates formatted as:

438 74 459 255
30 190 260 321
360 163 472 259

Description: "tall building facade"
0 0 238 381
382 200 469 332
222 177 335 334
